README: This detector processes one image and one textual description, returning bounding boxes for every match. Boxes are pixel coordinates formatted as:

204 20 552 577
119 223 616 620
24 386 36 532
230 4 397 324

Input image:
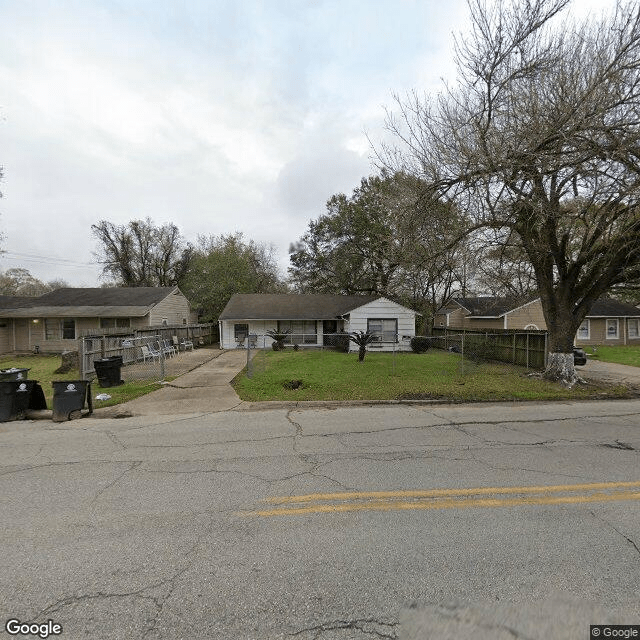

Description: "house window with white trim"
576 319 590 341
367 318 398 342
628 319 639 338
277 320 317 344
606 318 619 339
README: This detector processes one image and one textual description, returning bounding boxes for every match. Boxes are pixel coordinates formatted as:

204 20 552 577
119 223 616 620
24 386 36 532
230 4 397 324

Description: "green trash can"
0 380 36 422
52 381 93 422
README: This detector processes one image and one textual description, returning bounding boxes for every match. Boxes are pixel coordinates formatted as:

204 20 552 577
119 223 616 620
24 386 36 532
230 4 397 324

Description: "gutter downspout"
218 320 223 349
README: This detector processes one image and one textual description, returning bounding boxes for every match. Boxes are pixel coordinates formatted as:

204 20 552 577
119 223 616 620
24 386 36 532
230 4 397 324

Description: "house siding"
148 290 193 325
434 305 467 328
466 317 504 330
347 297 416 351
575 318 640 346
505 301 547 329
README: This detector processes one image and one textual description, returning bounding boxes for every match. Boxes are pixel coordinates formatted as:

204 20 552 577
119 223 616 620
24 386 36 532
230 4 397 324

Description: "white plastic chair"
141 345 160 362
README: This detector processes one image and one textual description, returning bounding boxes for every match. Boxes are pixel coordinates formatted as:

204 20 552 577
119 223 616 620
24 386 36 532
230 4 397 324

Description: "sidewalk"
98 348 251 417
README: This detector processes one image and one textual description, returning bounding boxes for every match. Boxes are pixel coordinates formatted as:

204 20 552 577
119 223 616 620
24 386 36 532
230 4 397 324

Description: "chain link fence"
236 329 547 380
78 323 214 383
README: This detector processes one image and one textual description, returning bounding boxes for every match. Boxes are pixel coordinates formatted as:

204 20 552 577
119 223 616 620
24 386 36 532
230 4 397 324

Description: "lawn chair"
173 335 194 351
141 344 160 362
162 339 177 358
158 340 175 358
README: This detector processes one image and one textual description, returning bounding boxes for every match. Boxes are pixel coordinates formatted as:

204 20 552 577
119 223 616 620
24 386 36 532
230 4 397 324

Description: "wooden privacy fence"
431 327 548 369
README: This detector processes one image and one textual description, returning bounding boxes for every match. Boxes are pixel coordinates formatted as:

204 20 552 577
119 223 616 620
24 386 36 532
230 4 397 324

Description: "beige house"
434 297 640 346
0 287 196 354
219 294 417 351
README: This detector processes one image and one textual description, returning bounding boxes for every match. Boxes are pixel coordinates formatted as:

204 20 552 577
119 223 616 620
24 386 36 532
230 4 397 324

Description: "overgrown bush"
410 336 432 353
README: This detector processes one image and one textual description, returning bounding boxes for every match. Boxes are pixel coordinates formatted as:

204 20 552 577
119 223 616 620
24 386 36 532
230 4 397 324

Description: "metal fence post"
160 335 165 379
247 336 252 378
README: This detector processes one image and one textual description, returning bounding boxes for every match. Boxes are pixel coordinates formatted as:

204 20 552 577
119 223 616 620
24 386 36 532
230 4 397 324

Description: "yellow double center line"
240 481 640 517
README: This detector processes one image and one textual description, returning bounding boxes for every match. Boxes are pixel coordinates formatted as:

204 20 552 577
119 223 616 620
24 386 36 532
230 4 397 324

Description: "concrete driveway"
581 357 640 390
100 348 251 417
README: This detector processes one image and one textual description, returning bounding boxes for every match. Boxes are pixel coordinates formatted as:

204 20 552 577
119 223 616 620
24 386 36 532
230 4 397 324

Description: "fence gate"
79 334 168 383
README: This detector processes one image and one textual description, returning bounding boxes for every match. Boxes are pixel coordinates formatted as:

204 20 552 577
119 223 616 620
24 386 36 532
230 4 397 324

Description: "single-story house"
0 286 197 354
434 296 640 345
218 294 417 351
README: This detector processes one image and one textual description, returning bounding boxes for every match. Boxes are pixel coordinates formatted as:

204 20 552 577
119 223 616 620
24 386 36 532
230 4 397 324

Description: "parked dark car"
573 346 587 366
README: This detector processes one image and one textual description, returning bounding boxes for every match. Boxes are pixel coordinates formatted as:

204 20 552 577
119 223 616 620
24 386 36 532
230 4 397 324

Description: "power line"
1 251 96 267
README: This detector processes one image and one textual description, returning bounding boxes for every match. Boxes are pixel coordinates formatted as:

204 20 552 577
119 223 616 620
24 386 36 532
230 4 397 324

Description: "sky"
0 0 613 287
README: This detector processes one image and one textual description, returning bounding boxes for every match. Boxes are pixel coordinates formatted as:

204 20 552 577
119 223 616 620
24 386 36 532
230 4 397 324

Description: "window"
606 318 619 339
278 320 317 344
44 319 76 340
45 319 59 340
367 318 398 342
628 319 639 338
234 324 249 342
576 320 590 341
524 324 539 330
100 318 130 329
62 319 76 339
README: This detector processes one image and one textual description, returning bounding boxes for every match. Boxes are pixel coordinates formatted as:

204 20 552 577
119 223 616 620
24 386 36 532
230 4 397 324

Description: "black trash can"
93 356 124 388
0 380 36 422
52 380 93 422
0 368 31 381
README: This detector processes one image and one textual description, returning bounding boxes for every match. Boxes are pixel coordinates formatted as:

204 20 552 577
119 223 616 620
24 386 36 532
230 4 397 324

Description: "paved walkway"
98 348 251 417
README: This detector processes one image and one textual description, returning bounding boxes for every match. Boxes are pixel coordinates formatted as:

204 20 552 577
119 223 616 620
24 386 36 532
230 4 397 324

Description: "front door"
323 320 338 346
14 319 30 351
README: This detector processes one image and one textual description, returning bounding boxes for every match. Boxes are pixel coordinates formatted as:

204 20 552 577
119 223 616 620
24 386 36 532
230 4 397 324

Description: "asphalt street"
1 400 639 639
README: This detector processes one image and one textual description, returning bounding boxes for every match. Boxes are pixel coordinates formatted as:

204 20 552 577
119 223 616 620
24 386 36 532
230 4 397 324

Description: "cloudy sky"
0 0 611 286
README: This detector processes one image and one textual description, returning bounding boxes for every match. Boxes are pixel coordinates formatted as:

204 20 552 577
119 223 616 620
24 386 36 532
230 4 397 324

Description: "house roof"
442 296 640 319
219 293 383 320
0 287 182 317
450 296 534 317
585 298 640 317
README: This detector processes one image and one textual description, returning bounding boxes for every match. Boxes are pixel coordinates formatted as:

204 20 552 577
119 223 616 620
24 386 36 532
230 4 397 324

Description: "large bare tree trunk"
544 314 579 385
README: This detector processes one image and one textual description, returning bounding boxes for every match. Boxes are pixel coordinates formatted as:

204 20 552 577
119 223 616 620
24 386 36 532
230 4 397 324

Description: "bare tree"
0 268 68 296
378 0 640 383
92 218 193 287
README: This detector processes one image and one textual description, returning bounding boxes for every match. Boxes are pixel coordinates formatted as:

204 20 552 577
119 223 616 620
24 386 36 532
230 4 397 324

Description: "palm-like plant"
349 330 377 362
266 328 292 351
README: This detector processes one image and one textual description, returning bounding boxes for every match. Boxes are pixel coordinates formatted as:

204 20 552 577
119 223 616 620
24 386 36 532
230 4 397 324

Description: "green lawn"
584 345 640 368
234 349 629 402
0 354 164 408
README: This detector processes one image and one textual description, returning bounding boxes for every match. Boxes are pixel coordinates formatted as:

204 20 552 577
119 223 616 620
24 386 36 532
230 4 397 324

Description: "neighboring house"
218 294 417 351
0 287 196 354
434 296 640 345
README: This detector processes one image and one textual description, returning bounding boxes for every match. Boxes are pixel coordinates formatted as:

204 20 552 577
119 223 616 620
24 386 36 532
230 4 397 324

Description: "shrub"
266 329 292 351
349 330 377 362
410 336 432 353
293 343 300 351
